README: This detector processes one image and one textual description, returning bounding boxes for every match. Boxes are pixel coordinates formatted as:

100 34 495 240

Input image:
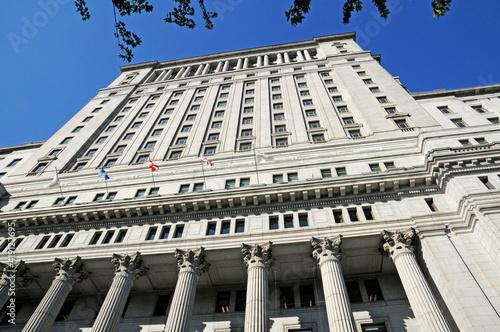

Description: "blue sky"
1 0 499 147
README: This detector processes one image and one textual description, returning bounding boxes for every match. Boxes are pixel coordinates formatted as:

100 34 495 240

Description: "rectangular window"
240 178 250 187
480 177 495 190
242 118 253 124
275 125 286 133
343 117 355 125
280 286 295 309
103 231 114 244
107 192 117 200
104 159 116 167
345 280 363 303
211 122 222 128
96 137 107 144
273 174 283 183
179 184 190 193
181 126 192 132
244 98 254 104
15 202 27 210
298 83 307 88
152 295 170 316
89 232 102 245
395 119 409 129
92 108 101 113
152 129 162 136
459 139 472 146
452 118 467 127
241 129 252 137
299 284 315 307
204 147 216 155
288 173 298 182
215 291 231 313
73 126 83 133
337 106 349 114
273 103 283 110
269 216 279 230
225 180 236 189
309 121 320 128
336 167 347 176
369 87 380 93
384 162 395 169
328 87 338 93
306 110 317 117
357 71 367 77
243 107 254 113
149 187 159 195
36 236 50 249
214 111 225 117
284 215 294 228
66 196 77 204
60 234 74 248
186 114 196 121
332 96 343 102
364 279 384 301
83 116 93 122
61 137 72 144
170 150 182 160
26 201 38 209
190 106 199 111
473 106 486 113
272 86 281 91
488 117 499 124
146 227 158 241
123 133 134 140
87 149 97 157
193 183 204 192
235 290 246 311
206 222 217 236
219 93 229 98
245 90 254 95
94 193 105 202
208 133 220 141
139 112 149 118
174 225 184 238
176 137 187 145
274 114 285 120
348 208 358 221
363 206 374 220
377 97 389 104
160 226 170 239
385 107 397 114
361 323 388 332
299 213 309 227
349 130 362 138
475 137 487 144
235 220 245 233
135 189 146 198
370 164 381 172
54 197 65 205
321 169 332 178
115 230 127 243
221 221 231 234
145 142 156 149
438 106 450 114
425 198 438 212
333 210 343 223
239 142 252 151
303 100 313 106
363 79 373 84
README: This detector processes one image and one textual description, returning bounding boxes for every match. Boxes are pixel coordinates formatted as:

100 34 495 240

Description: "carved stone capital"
52 256 91 285
380 228 416 259
311 235 342 265
174 247 210 275
14 261 38 287
111 252 149 279
241 242 274 269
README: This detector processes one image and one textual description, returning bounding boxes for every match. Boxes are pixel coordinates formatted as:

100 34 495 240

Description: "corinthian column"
164 247 209 332
311 236 356 332
22 257 91 332
241 242 273 332
381 228 451 332
91 252 148 332
0 261 38 309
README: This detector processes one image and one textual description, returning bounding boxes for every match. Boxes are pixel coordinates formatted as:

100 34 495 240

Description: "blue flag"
99 167 110 180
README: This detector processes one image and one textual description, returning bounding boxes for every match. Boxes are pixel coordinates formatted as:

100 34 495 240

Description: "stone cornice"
412 83 500 100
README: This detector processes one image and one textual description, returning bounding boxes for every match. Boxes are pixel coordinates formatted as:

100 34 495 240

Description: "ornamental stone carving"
241 241 274 269
311 235 342 265
174 247 210 275
111 252 149 279
52 256 91 285
381 228 416 259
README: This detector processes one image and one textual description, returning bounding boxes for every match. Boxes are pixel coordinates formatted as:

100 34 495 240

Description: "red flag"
148 159 159 172
201 155 213 166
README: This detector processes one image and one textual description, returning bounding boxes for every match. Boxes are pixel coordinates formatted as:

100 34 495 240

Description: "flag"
256 151 274 164
98 167 110 180
45 172 60 189
148 159 159 172
201 154 213 166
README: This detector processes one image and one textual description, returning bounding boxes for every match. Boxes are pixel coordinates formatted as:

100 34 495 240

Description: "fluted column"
92 252 148 332
215 61 223 72
276 53 283 64
0 261 38 309
296 50 305 61
283 52 290 63
164 247 209 332
241 242 273 332
303 49 312 60
311 236 356 331
256 56 263 67
236 58 243 69
243 58 249 68
202 63 211 75
382 228 451 332
22 257 90 332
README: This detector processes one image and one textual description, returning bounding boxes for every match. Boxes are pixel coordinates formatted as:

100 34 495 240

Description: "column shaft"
393 252 451 332
164 270 199 332
244 265 268 332
91 275 133 332
0 278 9 309
22 278 72 332
319 259 356 331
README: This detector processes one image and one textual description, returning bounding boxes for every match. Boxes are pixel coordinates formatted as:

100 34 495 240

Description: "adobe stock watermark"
354 0 410 48
478 74 498 86
3 221 17 325
7 0 70 54
211 0 243 21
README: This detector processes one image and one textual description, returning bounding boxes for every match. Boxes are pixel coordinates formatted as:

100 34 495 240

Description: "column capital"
175 247 210 275
311 235 342 265
241 242 274 269
14 261 38 287
111 252 149 279
52 256 91 285
381 228 416 259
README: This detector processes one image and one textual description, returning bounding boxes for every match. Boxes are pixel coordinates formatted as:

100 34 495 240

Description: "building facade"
1 32 500 332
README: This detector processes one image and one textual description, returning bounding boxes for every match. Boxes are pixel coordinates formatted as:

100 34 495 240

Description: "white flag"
256 151 274 164
45 172 60 189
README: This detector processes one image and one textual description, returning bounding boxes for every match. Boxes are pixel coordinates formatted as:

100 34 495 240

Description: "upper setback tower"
1 32 500 332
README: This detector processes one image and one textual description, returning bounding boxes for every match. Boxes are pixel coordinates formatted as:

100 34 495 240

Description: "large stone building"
1 32 500 332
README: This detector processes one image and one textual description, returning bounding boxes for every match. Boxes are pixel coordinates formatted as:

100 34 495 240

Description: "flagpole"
252 139 260 184
104 177 109 195
55 167 64 198
151 169 157 188
200 159 207 190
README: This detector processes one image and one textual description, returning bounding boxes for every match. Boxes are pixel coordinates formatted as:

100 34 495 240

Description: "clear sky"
1 0 499 148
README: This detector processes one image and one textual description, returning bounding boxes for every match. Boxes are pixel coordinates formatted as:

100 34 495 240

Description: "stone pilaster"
381 228 451 332
0 261 38 309
22 257 90 332
91 252 148 332
311 236 356 332
241 242 274 332
164 247 209 332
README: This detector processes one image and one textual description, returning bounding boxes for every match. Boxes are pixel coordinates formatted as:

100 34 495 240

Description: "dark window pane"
299 284 315 307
